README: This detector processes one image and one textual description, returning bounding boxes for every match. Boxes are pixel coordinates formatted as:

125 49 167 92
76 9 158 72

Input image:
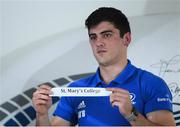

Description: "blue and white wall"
0 0 180 126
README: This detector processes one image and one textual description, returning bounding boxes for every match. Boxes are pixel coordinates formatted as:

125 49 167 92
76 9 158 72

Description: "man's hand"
32 85 52 116
106 87 133 118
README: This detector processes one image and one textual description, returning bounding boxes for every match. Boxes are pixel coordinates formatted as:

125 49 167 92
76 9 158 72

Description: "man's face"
88 21 128 66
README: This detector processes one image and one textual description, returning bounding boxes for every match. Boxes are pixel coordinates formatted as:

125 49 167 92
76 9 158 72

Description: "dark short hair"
85 7 131 38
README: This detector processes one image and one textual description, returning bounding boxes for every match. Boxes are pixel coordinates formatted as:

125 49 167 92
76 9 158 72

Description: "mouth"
97 50 107 54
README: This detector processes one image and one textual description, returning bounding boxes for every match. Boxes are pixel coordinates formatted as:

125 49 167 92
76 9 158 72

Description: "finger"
33 91 51 101
37 90 51 98
111 101 133 117
33 95 52 104
110 94 123 104
107 88 129 94
33 99 50 105
110 93 131 105
39 84 52 90
111 100 123 108
106 88 129 94
37 93 51 100
111 92 130 99
36 89 52 95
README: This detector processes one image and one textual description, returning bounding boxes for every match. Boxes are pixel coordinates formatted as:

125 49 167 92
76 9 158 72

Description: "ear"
123 32 131 47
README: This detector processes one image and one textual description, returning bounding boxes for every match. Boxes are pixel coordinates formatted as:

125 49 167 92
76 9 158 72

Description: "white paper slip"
49 87 112 97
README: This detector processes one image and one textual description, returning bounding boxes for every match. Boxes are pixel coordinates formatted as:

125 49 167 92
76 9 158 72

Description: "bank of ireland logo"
130 93 136 104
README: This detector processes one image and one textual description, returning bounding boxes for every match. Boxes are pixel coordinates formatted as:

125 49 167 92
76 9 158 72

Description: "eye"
102 33 112 38
89 35 97 41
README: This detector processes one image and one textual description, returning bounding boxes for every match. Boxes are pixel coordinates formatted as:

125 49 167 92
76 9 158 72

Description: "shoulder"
139 69 168 88
68 73 96 87
134 67 171 97
130 65 166 86
125 62 168 89
138 69 172 100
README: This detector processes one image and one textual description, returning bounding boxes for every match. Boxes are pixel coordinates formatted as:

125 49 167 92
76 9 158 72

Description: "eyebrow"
89 30 114 37
100 30 113 34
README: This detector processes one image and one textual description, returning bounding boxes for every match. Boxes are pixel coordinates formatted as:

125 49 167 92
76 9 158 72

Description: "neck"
99 59 128 84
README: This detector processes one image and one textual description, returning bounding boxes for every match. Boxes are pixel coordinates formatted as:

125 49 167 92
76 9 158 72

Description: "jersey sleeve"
53 96 78 125
142 72 173 115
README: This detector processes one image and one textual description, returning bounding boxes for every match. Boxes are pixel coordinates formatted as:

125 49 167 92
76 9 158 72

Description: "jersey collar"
91 60 137 87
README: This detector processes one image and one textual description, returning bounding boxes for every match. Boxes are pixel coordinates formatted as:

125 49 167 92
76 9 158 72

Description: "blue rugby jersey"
53 60 173 126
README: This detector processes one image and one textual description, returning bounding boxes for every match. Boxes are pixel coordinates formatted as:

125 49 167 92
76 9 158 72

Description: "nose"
95 36 105 47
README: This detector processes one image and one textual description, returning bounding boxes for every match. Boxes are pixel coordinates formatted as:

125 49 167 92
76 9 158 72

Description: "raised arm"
32 84 71 126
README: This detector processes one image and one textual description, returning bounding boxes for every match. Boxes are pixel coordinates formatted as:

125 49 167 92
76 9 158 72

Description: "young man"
32 7 175 126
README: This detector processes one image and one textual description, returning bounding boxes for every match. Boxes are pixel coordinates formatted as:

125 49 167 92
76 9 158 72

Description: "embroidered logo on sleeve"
157 97 171 103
